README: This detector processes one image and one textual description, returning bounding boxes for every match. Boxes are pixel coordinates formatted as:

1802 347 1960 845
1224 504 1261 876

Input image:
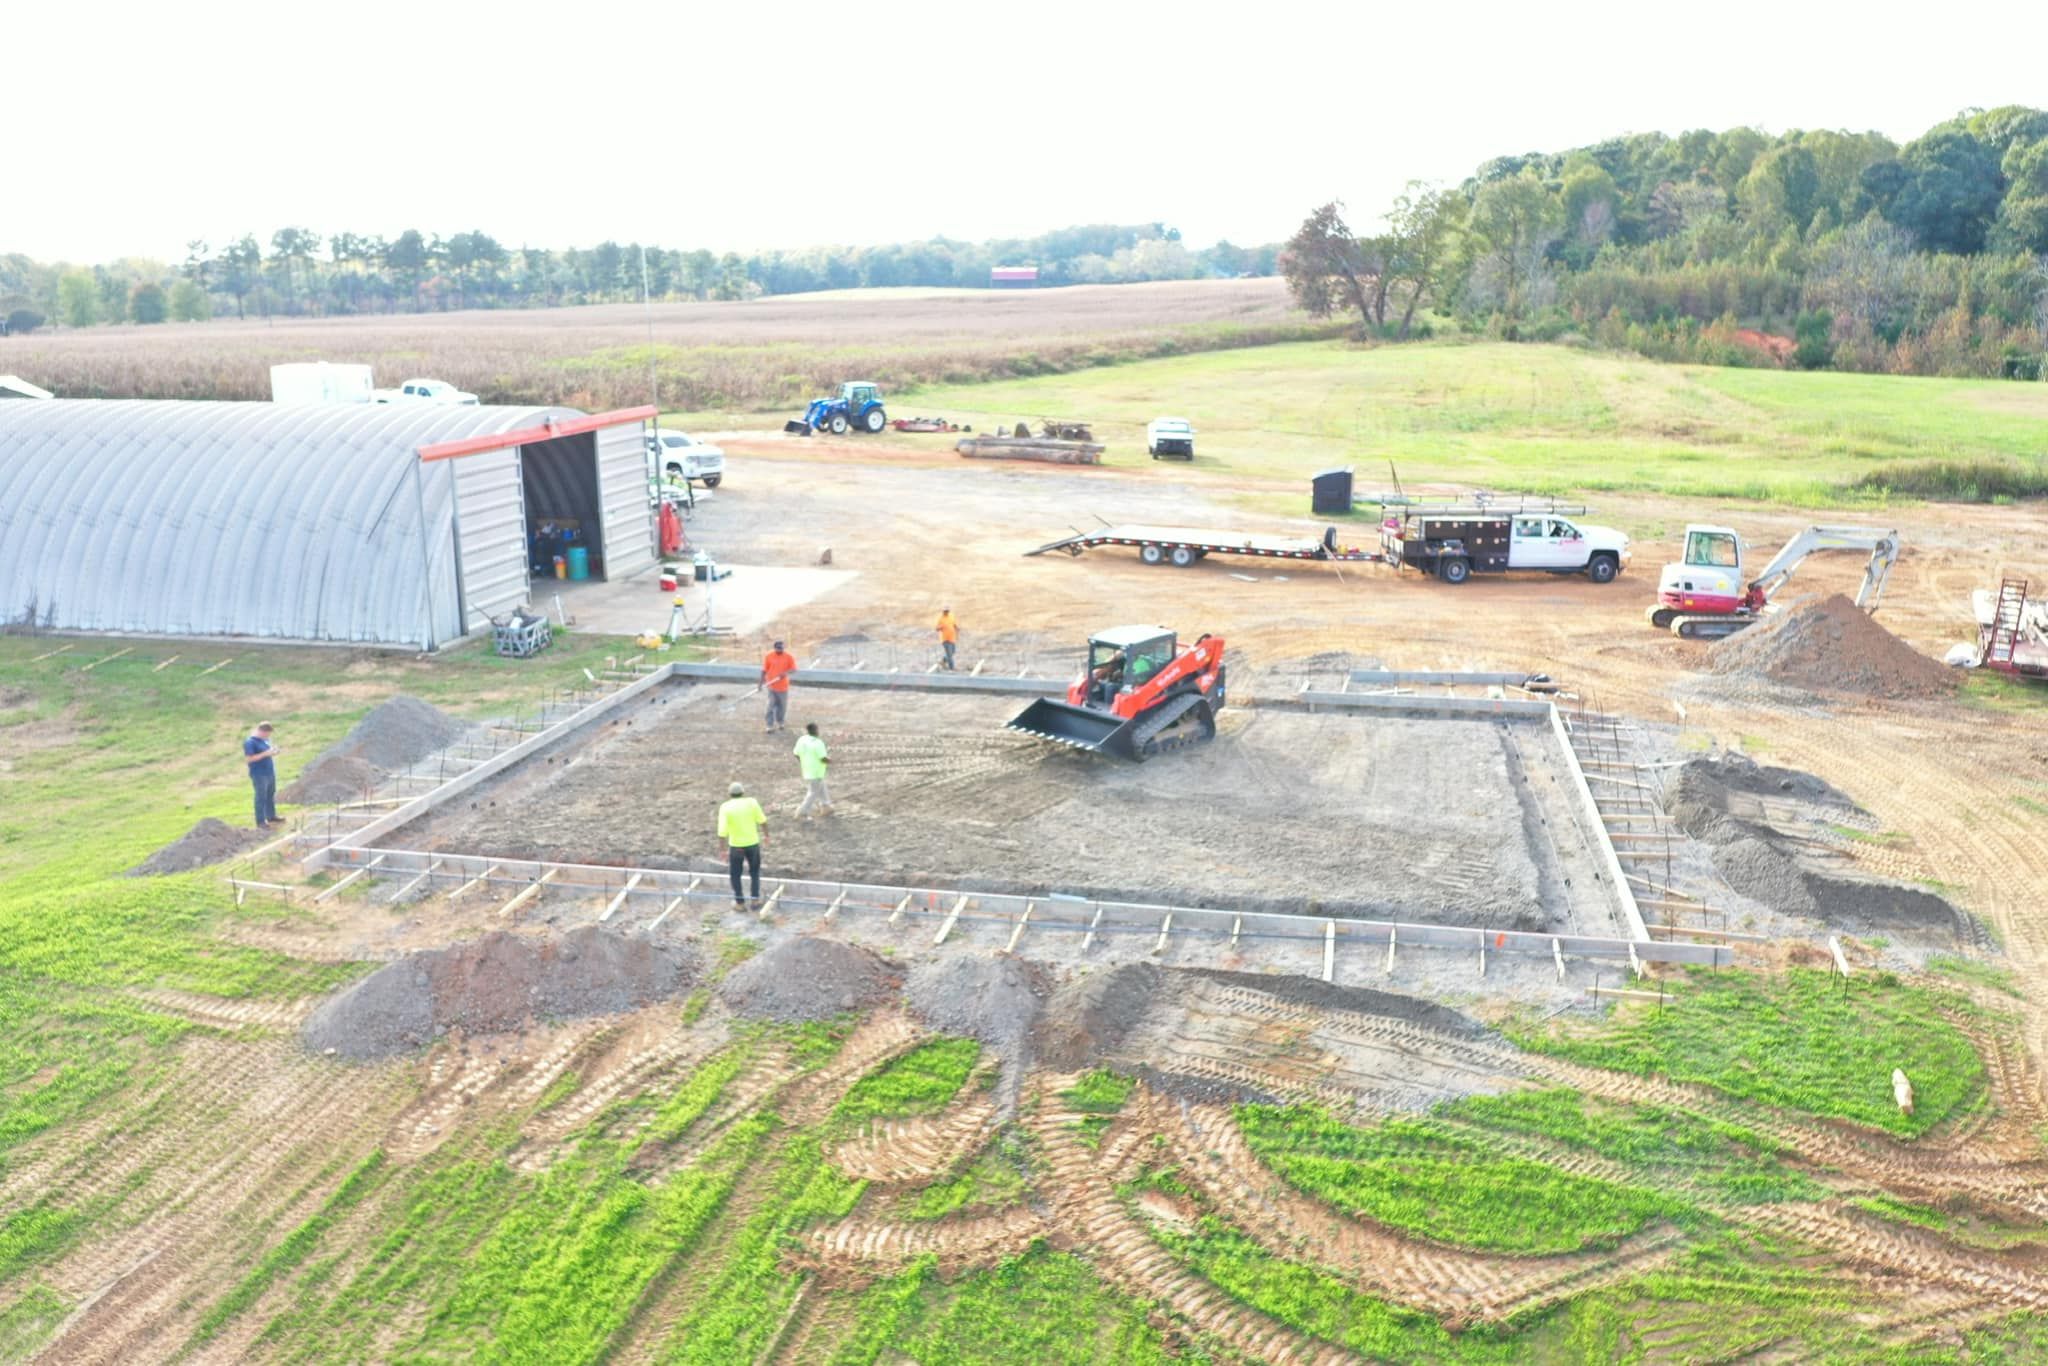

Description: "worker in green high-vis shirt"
793 722 832 818
717 781 768 910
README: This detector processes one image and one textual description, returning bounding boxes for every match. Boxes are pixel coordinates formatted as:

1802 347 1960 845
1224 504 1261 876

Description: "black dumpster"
1311 466 1354 514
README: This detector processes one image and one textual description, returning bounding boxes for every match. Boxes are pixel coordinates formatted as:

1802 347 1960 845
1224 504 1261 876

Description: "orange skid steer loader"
1007 626 1226 761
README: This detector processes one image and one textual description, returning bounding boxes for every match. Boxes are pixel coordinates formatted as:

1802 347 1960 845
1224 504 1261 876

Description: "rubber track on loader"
1130 692 1216 760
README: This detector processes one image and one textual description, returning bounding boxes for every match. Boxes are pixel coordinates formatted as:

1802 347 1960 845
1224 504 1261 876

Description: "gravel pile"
303 926 698 1060
1711 594 1954 699
716 936 899 1023
282 695 472 804
128 817 264 876
1033 963 1163 1072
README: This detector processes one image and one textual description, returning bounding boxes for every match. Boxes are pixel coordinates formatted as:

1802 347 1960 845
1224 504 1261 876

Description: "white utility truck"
1381 501 1632 584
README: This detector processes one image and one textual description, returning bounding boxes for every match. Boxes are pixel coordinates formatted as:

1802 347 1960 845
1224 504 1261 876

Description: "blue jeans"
251 770 278 827
942 640 957 670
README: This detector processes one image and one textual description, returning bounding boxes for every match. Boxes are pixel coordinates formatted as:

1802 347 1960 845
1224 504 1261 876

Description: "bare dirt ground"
395 687 1594 930
18 440 2048 1362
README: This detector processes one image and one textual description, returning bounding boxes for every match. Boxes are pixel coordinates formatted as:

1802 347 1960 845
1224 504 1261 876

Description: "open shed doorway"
521 432 606 580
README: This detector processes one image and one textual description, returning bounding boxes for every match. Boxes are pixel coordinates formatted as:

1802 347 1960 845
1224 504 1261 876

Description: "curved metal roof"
0 400 577 646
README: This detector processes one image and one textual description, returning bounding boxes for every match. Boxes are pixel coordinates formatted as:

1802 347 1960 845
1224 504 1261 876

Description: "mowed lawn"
892 341 2048 504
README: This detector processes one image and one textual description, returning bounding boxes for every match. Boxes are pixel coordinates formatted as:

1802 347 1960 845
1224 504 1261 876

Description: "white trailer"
270 362 374 405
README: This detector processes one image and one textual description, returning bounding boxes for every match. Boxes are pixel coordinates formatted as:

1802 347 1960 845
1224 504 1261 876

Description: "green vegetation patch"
0 1283 67 1362
659 1132 864 1363
1062 1067 1137 1148
1925 955 2022 998
1511 968 1987 1137
1238 1104 1689 1254
188 1150 388 1346
905 1134 1032 1221
833 1037 981 1128
832 1247 1179 1366
643 1044 751 1145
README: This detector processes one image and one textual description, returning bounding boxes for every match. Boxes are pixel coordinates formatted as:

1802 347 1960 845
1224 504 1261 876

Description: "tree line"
1282 106 2048 378
0 224 1277 333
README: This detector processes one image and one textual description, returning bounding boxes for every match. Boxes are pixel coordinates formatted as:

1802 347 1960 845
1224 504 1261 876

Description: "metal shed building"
0 399 656 649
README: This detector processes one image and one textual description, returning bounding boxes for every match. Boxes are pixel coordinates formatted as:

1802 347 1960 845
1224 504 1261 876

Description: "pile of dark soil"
1033 963 1163 1072
282 695 471 804
1711 594 1955 700
906 954 1051 1117
128 817 265 876
303 926 698 1060
1663 755 1967 947
716 936 899 1023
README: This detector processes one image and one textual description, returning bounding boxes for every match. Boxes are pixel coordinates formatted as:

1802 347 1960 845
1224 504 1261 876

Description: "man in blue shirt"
244 722 283 829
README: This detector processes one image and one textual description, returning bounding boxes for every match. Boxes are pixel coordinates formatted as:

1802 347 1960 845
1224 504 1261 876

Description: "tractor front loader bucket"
783 419 814 436
1005 698 1139 760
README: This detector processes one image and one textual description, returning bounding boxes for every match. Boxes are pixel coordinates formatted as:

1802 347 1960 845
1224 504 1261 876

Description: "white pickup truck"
372 377 479 405
648 428 726 488
1146 417 1196 460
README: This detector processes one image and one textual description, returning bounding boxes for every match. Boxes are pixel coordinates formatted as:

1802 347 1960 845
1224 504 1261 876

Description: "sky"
11 0 2048 264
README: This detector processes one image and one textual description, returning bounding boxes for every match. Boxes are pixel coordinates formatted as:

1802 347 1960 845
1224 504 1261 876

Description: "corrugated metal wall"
596 421 655 580
0 400 573 647
449 447 528 631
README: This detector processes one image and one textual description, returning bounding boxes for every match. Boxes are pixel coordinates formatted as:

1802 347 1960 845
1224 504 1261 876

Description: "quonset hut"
0 400 656 649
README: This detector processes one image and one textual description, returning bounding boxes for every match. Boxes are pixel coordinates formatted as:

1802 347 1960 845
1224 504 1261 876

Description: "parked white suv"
648 428 725 488
372 377 479 405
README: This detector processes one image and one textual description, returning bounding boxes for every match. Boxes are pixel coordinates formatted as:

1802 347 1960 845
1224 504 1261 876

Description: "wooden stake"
600 872 644 922
888 893 912 924
823 889 847 922
1385 926 1397 975
152 655 181 672
1153 912 1174 958
498 868 559 917
932 895 966 944
1229 914 1241 949
197 657 234 676
80 646 134 672
648 896 684 932
314 854 385 903
757 883 786 920
1553 936 1565 983
1081 904 1105 953
30 643 72 662
1627 941 1643 980
1323 921 1336 983
1005 901 1034 953
387 859 442 902
448 863 500 901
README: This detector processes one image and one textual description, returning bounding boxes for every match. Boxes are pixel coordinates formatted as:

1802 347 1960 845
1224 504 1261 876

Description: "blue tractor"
785 381 887 436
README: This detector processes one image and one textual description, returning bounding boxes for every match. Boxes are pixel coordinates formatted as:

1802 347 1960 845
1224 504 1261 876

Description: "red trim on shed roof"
416 404 659 462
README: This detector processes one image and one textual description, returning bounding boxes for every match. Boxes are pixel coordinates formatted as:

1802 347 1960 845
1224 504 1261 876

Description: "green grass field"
692 340 2048 507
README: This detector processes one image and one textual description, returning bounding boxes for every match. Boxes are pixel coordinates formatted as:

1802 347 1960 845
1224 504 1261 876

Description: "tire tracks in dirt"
826 1096 1000 1183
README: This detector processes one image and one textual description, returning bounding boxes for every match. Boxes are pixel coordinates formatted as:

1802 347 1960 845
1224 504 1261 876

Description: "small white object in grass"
1893 1068 1914 1114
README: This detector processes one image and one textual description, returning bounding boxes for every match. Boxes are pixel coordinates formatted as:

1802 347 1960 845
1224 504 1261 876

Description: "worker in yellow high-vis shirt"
717 781 768 910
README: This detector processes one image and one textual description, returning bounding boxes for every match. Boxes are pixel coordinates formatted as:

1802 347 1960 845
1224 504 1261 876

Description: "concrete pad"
539 565 860 639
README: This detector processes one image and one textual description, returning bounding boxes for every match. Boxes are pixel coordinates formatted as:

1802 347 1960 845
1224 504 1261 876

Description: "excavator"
1648 524 1902 639
1007 626 1226 761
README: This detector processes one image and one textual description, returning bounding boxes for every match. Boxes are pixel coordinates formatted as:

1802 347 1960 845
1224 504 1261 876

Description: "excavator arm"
1748 525 1902 611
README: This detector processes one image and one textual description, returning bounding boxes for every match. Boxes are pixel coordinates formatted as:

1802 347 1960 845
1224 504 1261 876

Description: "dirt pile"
303 926 699 1060
1663 755 1967 947
716 936 899 1023
282 695 471 804
1033 963 1163 1072
1711 594 1954 699
128 817 265 876
906 954 1051 1117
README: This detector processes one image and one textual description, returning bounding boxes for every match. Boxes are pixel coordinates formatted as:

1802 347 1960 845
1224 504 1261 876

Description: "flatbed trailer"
1027 523 1387 569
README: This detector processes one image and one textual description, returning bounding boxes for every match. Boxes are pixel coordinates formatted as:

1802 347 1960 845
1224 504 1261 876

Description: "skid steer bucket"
1005 698 1139 760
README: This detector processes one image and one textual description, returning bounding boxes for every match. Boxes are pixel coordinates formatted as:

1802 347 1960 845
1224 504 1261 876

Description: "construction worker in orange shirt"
761 639 796 732
935 607 959 671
